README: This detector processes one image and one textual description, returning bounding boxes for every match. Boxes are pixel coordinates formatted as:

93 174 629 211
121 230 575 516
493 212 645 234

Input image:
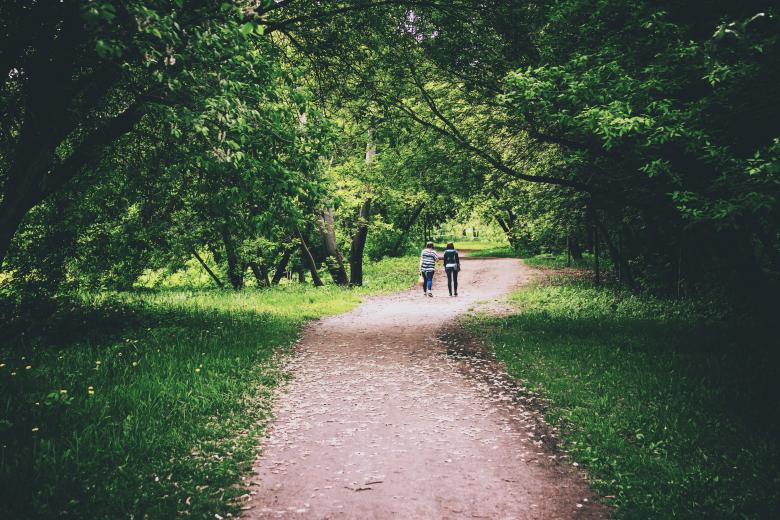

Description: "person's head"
446 242 454 250
426 241 434 249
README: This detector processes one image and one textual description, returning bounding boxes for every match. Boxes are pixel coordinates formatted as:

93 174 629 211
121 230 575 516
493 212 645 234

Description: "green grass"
523 251 598 269
465 245 517 258
432 240 509 252
0 255 419 519
465 275 780 519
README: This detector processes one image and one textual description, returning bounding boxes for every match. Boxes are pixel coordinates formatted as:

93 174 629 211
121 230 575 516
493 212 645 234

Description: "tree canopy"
1 0 778 300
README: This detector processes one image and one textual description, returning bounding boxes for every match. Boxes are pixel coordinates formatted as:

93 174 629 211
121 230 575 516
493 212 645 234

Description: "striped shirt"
419 248 439 272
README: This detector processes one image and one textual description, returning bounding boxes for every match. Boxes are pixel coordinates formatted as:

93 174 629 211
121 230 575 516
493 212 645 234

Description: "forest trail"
244 256 607 519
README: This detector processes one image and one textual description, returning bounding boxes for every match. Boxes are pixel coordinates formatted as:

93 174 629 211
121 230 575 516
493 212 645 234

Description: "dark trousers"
445 267 458 295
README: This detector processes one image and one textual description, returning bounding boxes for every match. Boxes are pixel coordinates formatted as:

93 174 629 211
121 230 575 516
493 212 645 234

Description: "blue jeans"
421 270 434 292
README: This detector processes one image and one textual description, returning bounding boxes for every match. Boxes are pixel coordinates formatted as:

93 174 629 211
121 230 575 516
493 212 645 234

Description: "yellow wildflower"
31 427 39 432
25 365 32 370
195 368 201 373
59 389 68 395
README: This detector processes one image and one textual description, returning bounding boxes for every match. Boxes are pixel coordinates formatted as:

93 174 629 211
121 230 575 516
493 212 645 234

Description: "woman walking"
443 242 461 296
419 241 439 297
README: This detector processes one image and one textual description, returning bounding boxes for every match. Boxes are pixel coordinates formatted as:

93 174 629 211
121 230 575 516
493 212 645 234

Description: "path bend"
243 256 606 519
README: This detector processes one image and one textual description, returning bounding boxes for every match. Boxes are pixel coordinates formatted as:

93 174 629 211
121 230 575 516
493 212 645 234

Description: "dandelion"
87 386 95 396
25 365 32 370
59 389 68 394
0 363 5 368
31 427 39 432
132 361 138 367
11 372 16 376
195 368 201 374
35 402 40 406
95 360 102 365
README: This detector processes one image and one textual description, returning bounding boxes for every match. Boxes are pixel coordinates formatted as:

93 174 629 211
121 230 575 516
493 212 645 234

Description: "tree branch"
42 101 147 197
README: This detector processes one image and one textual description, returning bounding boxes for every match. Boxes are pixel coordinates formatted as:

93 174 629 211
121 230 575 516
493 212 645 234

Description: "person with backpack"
442 242 461 296
419 241 439 297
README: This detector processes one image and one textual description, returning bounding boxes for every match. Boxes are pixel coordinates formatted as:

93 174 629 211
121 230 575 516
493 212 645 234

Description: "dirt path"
243 256 607 519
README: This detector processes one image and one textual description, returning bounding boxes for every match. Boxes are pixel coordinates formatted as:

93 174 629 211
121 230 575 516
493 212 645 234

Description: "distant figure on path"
443 242 461 296
419 241 439 297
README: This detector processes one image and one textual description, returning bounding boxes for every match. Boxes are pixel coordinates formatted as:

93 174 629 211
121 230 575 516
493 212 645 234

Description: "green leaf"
240 22 255 36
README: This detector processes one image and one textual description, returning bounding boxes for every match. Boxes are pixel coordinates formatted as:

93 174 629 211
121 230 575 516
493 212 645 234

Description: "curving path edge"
242 256 607 519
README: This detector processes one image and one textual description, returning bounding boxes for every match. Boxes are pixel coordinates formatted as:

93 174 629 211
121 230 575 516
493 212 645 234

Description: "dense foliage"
2 1 777 299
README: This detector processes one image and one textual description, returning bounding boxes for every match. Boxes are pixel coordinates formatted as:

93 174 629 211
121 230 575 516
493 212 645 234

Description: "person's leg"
427 271 434 292
453 269 458 295
446 268 453 295
421 271 427 294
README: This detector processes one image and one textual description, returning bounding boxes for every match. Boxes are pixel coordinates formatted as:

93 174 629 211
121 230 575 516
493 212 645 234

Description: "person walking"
443 242 461 296
419 241 439 297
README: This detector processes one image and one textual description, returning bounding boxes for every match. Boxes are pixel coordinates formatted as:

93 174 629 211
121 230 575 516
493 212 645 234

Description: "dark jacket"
442 248 460 270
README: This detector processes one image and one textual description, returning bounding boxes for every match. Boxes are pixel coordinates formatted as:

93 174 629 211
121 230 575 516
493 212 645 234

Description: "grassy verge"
0 256 418 519
523 251 598 269
433 240 509 252
465 245 517 258
465 274 780 519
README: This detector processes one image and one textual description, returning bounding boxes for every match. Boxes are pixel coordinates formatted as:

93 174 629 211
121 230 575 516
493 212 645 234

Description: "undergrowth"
0 255 418 519
465 274 780 519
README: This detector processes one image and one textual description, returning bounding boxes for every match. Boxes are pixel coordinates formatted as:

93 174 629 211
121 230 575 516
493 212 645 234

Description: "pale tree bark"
349 130 375 286
297 228 324 287
349 197 372 286
319 205 348 285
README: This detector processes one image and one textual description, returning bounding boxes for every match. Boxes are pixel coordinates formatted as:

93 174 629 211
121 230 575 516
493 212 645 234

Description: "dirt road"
243 256 606 519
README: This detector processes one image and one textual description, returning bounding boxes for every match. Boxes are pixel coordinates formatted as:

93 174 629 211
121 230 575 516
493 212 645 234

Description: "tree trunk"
192 249 224 288
593 224 601 286
349 197 372 286
392 201 425 256
568 236 583 261
0 198 35 268
349 130 375 287
0 101 145 267
496 213 517 248
271 246 293 284
319 206 348 285
220 226 244 290
249 262 270 287
595 218 639 293
297 228 324 287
